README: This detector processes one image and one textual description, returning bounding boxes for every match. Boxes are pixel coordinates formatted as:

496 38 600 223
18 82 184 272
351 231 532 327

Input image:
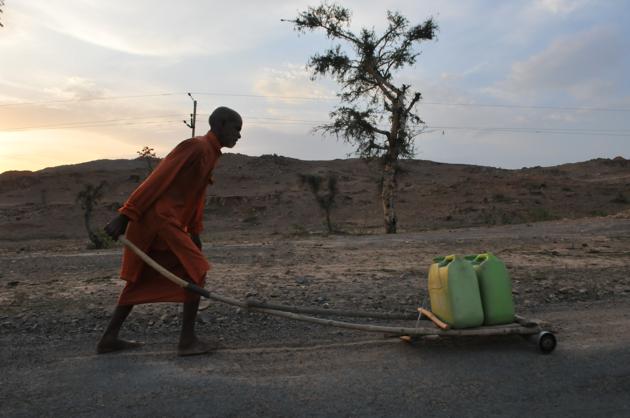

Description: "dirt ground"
2 215 630 416
1 155 630 416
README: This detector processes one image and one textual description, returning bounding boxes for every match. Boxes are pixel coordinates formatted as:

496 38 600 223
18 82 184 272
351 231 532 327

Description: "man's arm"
190 233 202 250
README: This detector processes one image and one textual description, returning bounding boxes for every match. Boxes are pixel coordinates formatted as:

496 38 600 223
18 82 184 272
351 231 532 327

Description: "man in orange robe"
97 106 242 356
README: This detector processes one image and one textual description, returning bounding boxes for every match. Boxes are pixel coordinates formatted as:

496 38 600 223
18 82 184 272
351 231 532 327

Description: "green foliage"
286 3 437 234
290 223 309 236
87 229 114 249
286 3 437 160
528 208 556 222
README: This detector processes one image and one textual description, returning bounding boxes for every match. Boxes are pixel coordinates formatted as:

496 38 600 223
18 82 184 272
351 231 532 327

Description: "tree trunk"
381 160 398 234
325 209 333 233
83 210 99 247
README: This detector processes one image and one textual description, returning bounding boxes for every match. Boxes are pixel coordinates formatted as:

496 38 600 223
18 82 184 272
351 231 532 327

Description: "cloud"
485 26 627 102
534 0 591 15
42 77 107 101
15 1 295 57
252 64 336 102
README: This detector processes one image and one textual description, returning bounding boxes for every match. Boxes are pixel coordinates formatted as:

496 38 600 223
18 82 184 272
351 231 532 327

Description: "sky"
0 0 629 173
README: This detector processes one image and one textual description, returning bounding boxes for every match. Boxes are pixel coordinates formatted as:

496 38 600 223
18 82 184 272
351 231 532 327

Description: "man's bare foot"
96 337 144 354
177 337 219 357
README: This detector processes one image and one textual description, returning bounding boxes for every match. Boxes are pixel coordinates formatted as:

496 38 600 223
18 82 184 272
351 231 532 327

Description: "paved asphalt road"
2 304 630 418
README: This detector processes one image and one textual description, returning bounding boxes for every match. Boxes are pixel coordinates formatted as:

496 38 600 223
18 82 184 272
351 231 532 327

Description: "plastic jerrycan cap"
439 254 456 266
473 253 490 264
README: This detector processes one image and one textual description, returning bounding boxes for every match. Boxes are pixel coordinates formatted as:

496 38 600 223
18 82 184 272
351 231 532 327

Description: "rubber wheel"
538 331 557 354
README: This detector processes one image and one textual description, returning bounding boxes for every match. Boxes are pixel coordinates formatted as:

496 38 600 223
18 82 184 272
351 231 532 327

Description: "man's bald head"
209 106 242 148
209 107 242 129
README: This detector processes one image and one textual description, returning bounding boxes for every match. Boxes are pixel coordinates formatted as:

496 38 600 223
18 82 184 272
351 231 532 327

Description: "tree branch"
405 92 422 114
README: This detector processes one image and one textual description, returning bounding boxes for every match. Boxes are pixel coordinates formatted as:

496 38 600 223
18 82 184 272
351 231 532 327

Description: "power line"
3 113 628 137
3 118 183 132
419 101 630 113
426 125 630 137
0 93 184 108
1 91 629 113
2 114 181 131
194 92 630 112
191 91 336 102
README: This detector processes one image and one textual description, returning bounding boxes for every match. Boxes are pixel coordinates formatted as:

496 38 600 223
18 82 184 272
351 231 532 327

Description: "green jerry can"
469 253 515 325
428 255 485 329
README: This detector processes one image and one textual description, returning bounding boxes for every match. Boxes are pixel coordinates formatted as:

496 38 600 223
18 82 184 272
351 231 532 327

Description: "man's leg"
97 305 143 354
178 297 215 356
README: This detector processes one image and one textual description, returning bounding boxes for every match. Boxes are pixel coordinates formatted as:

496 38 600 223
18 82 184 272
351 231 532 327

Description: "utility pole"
183 92 197 137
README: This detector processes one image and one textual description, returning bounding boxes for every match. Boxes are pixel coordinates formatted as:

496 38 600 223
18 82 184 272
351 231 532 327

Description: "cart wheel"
537 331 556 354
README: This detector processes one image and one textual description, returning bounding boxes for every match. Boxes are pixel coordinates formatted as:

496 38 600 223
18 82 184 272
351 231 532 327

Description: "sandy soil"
1 215 629 346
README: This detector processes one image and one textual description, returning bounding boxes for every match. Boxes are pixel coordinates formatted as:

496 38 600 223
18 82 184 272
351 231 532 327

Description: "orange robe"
116 131 222 305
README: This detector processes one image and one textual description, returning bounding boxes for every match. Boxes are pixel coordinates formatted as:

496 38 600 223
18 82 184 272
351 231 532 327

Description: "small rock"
295 276 310 285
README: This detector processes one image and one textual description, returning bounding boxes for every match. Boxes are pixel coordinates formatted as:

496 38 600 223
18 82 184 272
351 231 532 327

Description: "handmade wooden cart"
120 236 558 354
398 309 557 353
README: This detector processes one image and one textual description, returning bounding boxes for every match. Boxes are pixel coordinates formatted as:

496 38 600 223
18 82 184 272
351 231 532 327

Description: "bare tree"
285 3 437 233
300 173 338 233
76 181 110 248
0 1 5 28
136 146 157 175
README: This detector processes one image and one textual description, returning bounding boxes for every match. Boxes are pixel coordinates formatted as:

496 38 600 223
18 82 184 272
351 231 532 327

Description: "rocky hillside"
1 154 629 241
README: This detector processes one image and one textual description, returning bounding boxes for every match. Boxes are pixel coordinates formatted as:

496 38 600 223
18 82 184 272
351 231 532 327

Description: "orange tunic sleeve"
119 140 198 222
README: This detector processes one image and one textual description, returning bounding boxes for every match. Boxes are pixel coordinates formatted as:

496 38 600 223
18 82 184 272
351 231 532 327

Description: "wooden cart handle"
418 307 450 330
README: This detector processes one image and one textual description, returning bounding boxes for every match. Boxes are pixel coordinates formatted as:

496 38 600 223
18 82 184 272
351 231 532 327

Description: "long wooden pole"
118 236 541 337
